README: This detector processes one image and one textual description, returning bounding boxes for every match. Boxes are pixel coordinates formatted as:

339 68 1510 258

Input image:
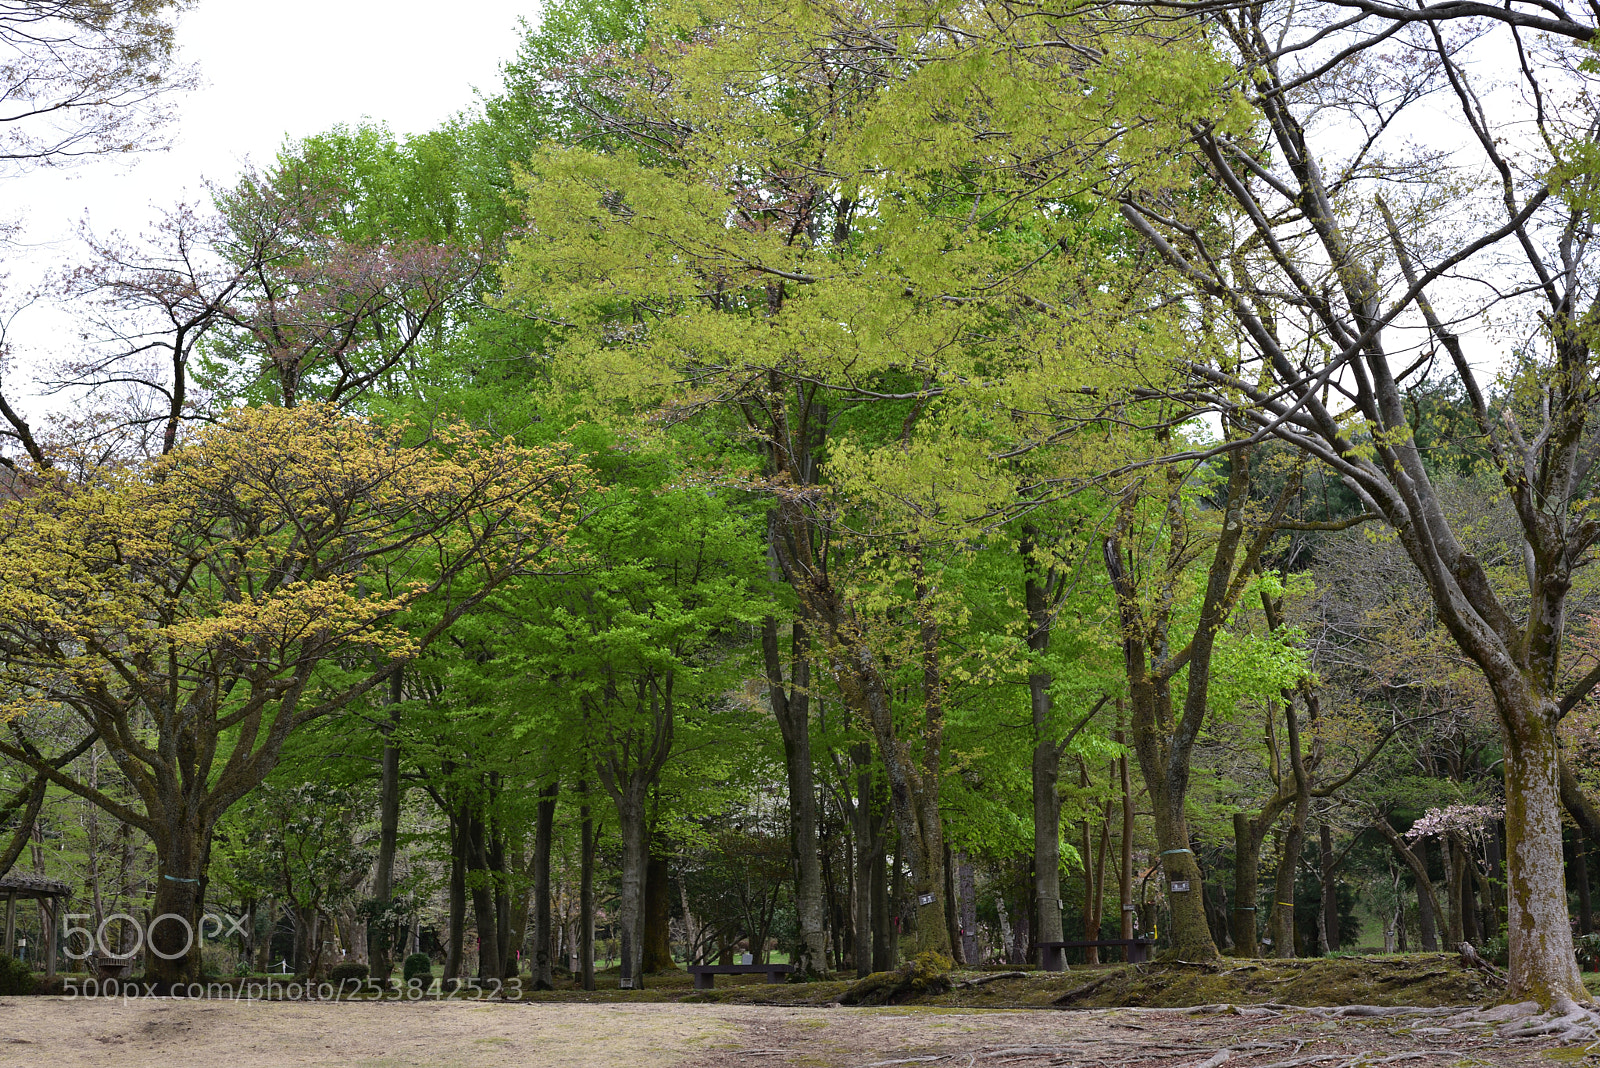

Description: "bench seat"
687 963 796 989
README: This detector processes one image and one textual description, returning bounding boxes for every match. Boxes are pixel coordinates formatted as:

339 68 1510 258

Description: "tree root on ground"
1188 997 1600 1045
956 971 1030 989
840 953 955 1007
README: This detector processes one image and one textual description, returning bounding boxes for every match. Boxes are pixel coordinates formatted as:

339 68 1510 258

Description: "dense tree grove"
6 0 1600 1015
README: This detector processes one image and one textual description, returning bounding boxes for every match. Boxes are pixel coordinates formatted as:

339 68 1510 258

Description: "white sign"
918 893 936 906
1170 880 1191 893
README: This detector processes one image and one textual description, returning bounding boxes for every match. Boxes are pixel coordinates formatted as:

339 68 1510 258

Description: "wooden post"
44 898 56 979
3 893 14 957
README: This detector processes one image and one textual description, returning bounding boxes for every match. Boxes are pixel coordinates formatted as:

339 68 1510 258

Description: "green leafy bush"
0 954 35 996
1481 935 1508 967
329 961 369 985
402 952 433 988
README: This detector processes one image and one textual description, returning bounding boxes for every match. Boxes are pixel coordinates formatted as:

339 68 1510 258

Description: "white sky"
3 0 542 391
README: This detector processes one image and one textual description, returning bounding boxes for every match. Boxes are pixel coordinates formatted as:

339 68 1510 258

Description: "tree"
0 1 193 179
213 777 371 979
497 0 1199 961
1109 2 1600 1005
0 403 588 985
515 474 770 985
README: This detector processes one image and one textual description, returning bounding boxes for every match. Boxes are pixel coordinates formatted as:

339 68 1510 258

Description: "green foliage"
403 952 434 987
0 954 33 996
329 961 370 985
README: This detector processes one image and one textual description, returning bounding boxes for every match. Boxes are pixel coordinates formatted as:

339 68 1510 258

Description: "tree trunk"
1270 821 1303 958
1575 833 1593 936
467 814 500 983
489 819 513 980
957 851 979 965
853 743 876 977
1233 813 1262 956
1270 692 1311 958
1008 861 1031 966
943 841 962 964
1119 729 1136 953
762 616 829 976
1319 822 1339 955
580 784 596 992
444 812 466 984
1456 836 1481 945
871 838 891 971
1501 712 1586 1005
1485 822 1506 937
532 780 558 989
614 781 648 987
642 846 676 972
1377 817 1441 952
368 668 402 982
786 560 950 959
1025 525 1064 966
147 820 208 988
1031 711 1063 966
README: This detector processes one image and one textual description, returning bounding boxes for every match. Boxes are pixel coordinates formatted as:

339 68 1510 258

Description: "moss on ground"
1046 954 1491 1008
516 953 1494 1010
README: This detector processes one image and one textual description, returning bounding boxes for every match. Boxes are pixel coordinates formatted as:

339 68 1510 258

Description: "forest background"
3 0 1600 1012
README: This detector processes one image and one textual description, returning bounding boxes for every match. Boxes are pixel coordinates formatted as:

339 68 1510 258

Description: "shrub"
1577 932 1600 972
201 942 236 979
0 954 35 996
402 952 433 988
1481 935 1509 967
329 961 369 986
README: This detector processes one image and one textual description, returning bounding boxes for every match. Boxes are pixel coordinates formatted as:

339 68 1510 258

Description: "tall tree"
0 404 587 985
1112 0 1600 1004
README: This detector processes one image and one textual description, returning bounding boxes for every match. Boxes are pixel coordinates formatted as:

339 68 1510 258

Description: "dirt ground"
0 996 1582 1068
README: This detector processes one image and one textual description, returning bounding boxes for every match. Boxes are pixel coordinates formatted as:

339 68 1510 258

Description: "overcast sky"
4 0 541 382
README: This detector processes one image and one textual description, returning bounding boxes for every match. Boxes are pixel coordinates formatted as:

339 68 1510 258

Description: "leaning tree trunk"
852 743 876 977
1130 681 1215 960
778 525 950 959
1377 817 1441 952
834 633 950 958
762 616 829 977
1270 808 1306 957
1104 448 1268 963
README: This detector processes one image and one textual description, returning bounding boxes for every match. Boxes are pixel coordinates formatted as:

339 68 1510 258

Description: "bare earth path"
0 998 1572 1068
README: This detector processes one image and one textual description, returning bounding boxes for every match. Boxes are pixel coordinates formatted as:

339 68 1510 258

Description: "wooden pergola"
1 871 70 979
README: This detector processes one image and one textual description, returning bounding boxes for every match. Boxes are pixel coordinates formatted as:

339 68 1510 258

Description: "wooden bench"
687 963 796 989
1035 938 1155 971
